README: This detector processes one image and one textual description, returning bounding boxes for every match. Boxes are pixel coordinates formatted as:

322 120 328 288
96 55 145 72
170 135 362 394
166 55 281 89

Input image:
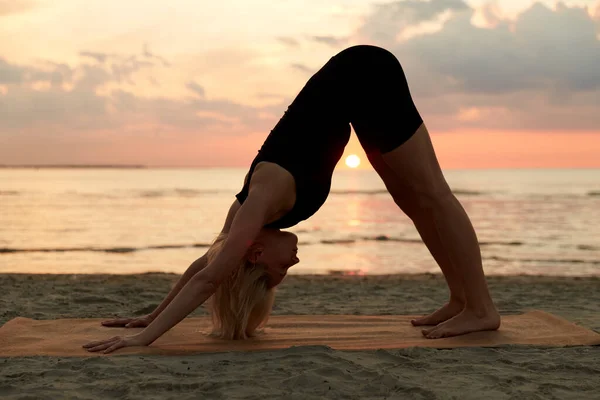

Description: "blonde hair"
205 232 276 340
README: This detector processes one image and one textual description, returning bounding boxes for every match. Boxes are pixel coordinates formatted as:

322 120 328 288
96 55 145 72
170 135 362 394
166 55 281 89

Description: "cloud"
0 59 25 84
311 35 348 47
404 3 600 93
4 1 600 168
593 1 600 19
0 58 72 87
357 1 600 95
350 1 600 131
0 49 279 137
143 43 171 67
277 37 300 47
0 0 36 17
79 51 108 63
356 0 469 44
475 2 503 28
290 63 314 74
77 50 164 85
255 92 285 100
186 81 205 98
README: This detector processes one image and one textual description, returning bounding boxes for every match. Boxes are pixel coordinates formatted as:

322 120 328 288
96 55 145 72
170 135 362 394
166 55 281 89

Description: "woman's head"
248 228 300 287
206 228 300 340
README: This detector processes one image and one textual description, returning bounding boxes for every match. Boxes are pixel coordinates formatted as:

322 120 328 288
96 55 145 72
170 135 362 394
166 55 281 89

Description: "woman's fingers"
125 319 147 328
83 334 148 354
103 340 126 354
103 315 152 328
83 336 120 351
83 336 119 348
84 339 118 351
87 341 117 353
101 318 131 327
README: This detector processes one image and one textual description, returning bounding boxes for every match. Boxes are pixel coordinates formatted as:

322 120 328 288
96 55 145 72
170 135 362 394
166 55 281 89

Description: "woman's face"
252 229 299 287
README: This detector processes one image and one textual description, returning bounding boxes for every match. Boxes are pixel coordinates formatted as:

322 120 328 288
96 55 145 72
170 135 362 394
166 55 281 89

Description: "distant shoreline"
1 165 599 171
0 165 147 169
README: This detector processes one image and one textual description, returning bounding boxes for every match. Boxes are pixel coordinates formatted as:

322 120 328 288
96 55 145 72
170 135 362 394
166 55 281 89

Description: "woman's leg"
375 123 500 338
360 143 468 327
343 45 499 338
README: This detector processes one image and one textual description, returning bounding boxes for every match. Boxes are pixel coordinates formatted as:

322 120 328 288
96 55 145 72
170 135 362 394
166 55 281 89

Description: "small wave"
578 245 599 251
105 247 137 253
327 269 367 276
139 189 225 198
452 190 484 196
173 188 221 197
484 255 600 265
321 239 356 244
72 189 226 199
0 246 141 254
0 242 213 254
479 241 524 247
526 193 598 199
72 190 216 199
0 247 85 253
76 192 120 199
365 235 421 243
0 236 423 253
150 244 187 250
192 243 212 248
317 236 532 247
330 189 484 196
363 236 526 247
295 228 322 233
319 235 421 244
330 189 388 195
0 237 542 254
6 238 582 255
139 190 165 198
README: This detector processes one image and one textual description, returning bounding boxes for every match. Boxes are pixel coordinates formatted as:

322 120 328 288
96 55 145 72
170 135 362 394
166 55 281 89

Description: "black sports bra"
235 109 351 229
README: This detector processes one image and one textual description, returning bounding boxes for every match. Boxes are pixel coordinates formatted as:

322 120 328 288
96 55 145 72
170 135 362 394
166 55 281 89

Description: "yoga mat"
0 311 598 357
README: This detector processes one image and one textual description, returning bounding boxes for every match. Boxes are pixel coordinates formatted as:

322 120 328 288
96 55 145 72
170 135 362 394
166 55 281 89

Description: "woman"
84 45 500 354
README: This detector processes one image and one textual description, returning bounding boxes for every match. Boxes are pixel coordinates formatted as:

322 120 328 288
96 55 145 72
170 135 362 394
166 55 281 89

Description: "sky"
1 0 599 169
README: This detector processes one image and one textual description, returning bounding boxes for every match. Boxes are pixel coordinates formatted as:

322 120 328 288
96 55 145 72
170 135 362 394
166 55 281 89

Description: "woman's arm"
100 199 242 328
146 254 208 320
133 191 271 346
146 199 242 320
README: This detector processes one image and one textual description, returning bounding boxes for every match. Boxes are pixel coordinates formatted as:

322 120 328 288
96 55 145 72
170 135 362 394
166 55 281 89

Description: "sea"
1 168 599 276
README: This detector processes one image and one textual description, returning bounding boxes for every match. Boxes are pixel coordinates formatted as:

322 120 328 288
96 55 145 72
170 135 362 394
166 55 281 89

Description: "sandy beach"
1 273 599 399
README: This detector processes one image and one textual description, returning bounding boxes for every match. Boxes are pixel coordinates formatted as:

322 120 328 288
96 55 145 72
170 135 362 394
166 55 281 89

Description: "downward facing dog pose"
85 45 500 354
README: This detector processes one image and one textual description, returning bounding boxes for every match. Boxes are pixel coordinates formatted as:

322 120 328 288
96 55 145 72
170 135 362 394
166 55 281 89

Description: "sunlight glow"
345 154 360 168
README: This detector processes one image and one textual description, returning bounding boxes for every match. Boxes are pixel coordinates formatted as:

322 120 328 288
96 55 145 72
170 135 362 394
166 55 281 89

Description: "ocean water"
1 168 599 276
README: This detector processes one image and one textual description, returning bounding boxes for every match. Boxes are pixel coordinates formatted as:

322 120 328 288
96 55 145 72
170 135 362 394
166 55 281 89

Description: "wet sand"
1 273 599 399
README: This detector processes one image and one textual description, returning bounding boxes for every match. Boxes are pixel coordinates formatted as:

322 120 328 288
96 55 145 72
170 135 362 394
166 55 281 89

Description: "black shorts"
291 45 424 156
237 46 424 228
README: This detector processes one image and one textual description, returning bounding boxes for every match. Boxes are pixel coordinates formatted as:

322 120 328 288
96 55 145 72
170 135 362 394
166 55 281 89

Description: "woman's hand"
101 314 154 328
83 334 150 354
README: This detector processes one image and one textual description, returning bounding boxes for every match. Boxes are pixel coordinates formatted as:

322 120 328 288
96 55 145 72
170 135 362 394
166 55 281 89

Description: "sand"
1 273 599 399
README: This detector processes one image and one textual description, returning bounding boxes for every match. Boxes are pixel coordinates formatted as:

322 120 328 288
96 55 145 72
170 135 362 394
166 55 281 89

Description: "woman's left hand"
83 334 150 354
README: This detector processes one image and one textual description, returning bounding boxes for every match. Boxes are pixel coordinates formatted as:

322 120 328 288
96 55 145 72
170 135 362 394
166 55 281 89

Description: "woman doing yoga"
84 45 500 354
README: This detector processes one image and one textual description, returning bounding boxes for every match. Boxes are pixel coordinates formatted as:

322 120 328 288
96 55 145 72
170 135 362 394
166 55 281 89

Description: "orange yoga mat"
0 311 598 357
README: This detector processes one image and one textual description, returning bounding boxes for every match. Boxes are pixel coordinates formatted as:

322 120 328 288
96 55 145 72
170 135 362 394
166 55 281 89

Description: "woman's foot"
411 300 464 326
421 307 501 339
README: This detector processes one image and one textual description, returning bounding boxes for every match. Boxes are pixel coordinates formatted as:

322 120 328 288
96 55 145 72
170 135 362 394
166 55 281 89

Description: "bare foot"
422 308 501 339
411 300 464 326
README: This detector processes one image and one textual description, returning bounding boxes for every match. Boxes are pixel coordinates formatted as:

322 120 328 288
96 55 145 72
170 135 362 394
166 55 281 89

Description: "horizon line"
1 164 600 171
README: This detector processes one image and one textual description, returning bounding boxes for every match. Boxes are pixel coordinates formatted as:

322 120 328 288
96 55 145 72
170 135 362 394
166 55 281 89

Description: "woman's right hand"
101 314 154 328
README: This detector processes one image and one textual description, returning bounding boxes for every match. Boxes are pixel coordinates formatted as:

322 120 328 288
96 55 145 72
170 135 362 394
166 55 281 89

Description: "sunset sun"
345 154 361 168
